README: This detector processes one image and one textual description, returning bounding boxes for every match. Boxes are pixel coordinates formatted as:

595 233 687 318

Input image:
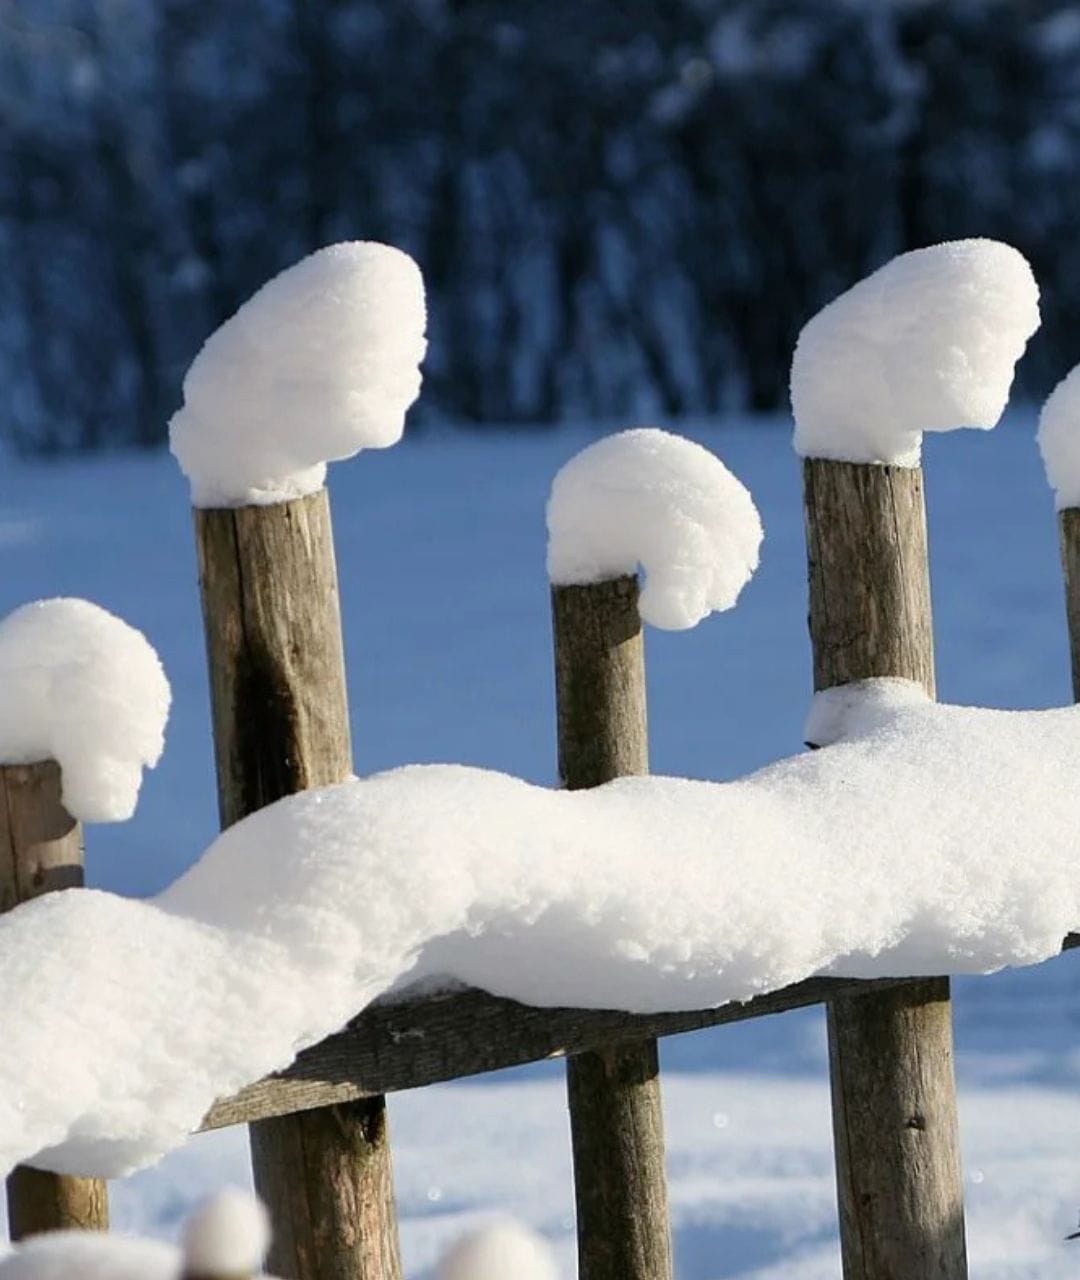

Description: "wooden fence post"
194 491 402 1280
1 761 109 1240
551 575 673 1280
803 459 967 1280
1057 509 1080 700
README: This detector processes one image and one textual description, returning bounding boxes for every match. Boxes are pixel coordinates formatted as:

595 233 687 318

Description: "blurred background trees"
2 0 1078 451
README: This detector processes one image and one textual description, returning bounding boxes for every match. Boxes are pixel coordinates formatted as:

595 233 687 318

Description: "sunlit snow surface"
791 239 1040 466
0 415 1076 1275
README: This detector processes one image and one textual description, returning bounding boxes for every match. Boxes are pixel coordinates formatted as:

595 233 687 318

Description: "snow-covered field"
1 414 1078 1275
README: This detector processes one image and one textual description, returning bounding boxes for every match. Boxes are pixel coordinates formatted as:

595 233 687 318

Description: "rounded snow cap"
791 239 1039 466
1038 362 1080 510
546 427 763 630
180 1189 271 1278
0 598 170 822
436 1219 560 1280
170 241 427 507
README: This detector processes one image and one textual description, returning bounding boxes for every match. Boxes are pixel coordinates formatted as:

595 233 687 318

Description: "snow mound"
181 1190 270 1277
1038 363 1080 509
437 1219 560 1280
2 681 1080 1178
0 1234 177 1280
0 599 170 821
169 242 427 507
546 428 763 629
791 239 1040 466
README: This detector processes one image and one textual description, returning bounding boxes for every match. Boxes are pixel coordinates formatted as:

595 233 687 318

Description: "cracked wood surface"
195 492 401 1280
804 457 967 1280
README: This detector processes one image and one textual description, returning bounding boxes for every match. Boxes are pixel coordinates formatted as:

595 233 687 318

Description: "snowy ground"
0 414 1078 1275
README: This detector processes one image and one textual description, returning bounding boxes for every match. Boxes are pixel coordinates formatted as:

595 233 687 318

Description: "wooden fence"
3 440 1079 1280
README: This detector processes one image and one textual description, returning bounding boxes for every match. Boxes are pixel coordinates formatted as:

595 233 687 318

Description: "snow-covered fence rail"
10 236 1080 1280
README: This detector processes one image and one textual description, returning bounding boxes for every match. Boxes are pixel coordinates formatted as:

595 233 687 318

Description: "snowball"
181 1189 270 1277
169 242 427 507
546 428 763 629
437 1220 560 1280
2 682 1080 1179
791 239 1040 466
0 1233 177 1280
1037 363 1080 509
0 599 170 821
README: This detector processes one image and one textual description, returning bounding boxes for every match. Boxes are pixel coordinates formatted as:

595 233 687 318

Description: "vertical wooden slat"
194 491 402 1280
1057 509 1080 701
551 576 673 1280
803 458 967 1280
1 761 109 1240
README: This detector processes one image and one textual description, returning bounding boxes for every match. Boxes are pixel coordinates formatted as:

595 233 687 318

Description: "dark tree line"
1 0 1079 452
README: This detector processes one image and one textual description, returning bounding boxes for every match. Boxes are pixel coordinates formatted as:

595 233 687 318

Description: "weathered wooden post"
803 459 966 1279
194 495 401 1280
546 428 761 1280
551 574 672 1280
173 241 426 1280
793 239 1039 1279
2 761 109 1240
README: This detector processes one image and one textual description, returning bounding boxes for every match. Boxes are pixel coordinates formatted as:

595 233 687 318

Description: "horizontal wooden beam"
200 933 1080 1132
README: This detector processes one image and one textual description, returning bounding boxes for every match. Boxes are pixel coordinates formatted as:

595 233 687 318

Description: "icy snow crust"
1038 363 1080 509
169 242 426 507
546 428 763 629
0 599 170 822
3 680 1080 1179
791 239 1040 466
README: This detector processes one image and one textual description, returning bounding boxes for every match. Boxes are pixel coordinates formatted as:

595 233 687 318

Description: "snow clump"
170 242 426 507
791 239 1040 466
181 1189 271 1278
1038 362 1080 509
546 428 763 629
0 599 170 821
436 1219 560 1280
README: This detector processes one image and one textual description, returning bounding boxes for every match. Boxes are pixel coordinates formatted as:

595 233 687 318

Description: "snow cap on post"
436 1219 560 1280
180 1189 271 1279
0 598 170 822
546 427 763 630
1037 364 1080 509
791 238 1039 466
170 241 427 507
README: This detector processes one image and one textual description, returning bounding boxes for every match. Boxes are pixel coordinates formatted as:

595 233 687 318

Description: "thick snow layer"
1 679 1079 1179
0 599 170 821
791 240 1040 466
1038 363 1080 509
181 1190 270 1276
546 428 763 629
437 1220 560 1280
169 242 426 507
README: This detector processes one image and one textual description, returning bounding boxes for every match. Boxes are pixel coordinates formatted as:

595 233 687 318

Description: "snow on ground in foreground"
3 1071 1067 1280
170 242 426 507
0 598 170 821
546 428 762 629
2 678 1079 1179
791 239 1040 466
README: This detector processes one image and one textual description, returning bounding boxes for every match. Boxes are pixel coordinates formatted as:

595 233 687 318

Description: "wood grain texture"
1 761 109 1240
195 492 401 1280
1058 509 1080 700
804 458 966 1280
552 577 672 1280
201 939 1080 1133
